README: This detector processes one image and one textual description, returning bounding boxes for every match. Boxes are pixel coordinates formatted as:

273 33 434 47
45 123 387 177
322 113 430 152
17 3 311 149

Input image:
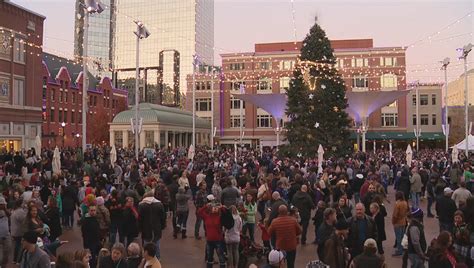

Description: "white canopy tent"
452 135 474 151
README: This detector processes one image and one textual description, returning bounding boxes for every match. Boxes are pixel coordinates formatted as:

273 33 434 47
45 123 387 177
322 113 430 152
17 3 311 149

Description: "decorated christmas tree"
282 18 352 158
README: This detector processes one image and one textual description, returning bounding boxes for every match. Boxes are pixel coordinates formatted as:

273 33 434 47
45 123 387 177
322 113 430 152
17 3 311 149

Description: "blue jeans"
285 250 296 268
394 226 405 254
194 213 204 238
408 253 424 268
176 211 189 231
411 192 420 209
206 240 225 268
354 192 361 204
242 223 255 242
13 236 21 263
109 222 123 245
144 239 161 259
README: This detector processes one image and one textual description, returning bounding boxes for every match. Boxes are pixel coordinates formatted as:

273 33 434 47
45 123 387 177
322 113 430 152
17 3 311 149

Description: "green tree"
282 18 352 158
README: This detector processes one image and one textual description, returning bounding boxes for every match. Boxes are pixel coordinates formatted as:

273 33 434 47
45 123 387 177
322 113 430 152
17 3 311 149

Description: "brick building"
42 52 128 148
186 39 408 147
0 1 45 152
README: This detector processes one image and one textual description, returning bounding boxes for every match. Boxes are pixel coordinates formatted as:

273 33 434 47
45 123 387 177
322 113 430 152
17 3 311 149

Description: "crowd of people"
0 145 473 268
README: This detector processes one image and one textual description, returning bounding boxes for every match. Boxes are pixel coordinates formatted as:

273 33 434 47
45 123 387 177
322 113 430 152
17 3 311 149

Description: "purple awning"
346 90 410 122
232 93 287 120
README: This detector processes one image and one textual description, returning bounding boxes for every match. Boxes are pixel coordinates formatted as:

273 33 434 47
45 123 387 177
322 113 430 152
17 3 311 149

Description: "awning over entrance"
350 132 445 140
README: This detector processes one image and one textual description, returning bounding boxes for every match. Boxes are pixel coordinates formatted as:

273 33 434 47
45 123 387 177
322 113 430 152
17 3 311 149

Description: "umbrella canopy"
232 93 287 121
52 146 61 175
188 144 195 160
452 135 474 151
110 145 117 164
35 135 41 157
405 144 413 165
317 144 324 174
452 146 459 163
346 90 410 122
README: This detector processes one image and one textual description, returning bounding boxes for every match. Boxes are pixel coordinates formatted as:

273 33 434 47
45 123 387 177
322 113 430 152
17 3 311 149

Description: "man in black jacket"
291 185 314 244
435 187 457 233
138 191 166 259
81 205 101 268
347 203 378 257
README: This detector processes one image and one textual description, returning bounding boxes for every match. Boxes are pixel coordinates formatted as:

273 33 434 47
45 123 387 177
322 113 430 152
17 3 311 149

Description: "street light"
61 122 66 148
81 0 103 154
75 133 80 148
458 43 472 155
440 57 450 152
133 20 150 160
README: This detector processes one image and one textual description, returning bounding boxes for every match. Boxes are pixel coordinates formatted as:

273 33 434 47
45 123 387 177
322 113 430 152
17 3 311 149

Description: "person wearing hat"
197 197 226 268
435 187 457 233
406 207 427 268
349 238 386 268
260 249 285 268
352 173 365 204
19 231 51 268
323 220 351 268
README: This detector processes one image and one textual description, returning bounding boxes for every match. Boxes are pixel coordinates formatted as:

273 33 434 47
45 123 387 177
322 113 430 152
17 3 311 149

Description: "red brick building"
42 52 128 148
0 1 45 152
186 39 407 147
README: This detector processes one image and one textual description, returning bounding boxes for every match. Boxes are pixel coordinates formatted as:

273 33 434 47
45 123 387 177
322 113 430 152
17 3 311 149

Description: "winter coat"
410 173 422 193
96 204 111 231
220 186 240 208
348 215 378 256
198 205 224 241
122 206 139 238
373 204 387 241
99 256 127 268
175 188 190 212
435 195 457 224
323 233 349 268
224 214 242 244
44 207 62 241
392 200 409 227
10 208 26 237
397 170 411 200
351 251 385 268
291 190 314 220
138 197 166 242
81 215 101 251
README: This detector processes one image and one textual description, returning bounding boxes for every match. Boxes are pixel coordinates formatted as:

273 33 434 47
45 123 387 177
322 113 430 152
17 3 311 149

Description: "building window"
13 38 25 63
72 92 76 104
420 94 428 105
380 57 397 66
63 110 68 123
71 111 75 123
336 59 344 69
412 94 416 106
64 92 68 103
0 32 11 59
229 63 244 70
58 110 63 123
230 97 245 109
280 77 290 92
257 115 272 128
195 98 211 111
230 81 245 92
94 96 97 106
413 114 417 125
59 91 63 102
280 60 295 70
50 108 55 122
421 114 429 125
380 74 397 88
112 99 115 108
351 58 369 67
145 131 154 147
78 111 82 124
206 81 211 90
42 82 47 100
13 79 24 105
432 94 436 105
51 88 55 101
257 78 272 91
432 114 437 125
260 62 270 70
230 115 245 128
352 75 368 88
381 113 398 127
114 131 123 148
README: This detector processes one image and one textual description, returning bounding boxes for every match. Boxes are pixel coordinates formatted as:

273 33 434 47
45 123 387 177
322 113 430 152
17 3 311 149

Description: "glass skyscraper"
74 0 115 79
113 0 214 106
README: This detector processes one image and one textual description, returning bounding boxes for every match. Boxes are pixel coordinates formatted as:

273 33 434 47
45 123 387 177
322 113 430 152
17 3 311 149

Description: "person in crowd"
451 181 472 207
392 191 409 256
61 181 78 230
106 189 124 245
242 193 257 242
224 205 242 268
98 242 127 268
452 210 471 265
81 205 101 268
350 238 386 268
347 203 378 257
407 208 427 268
194 180 208 240
291 184 314 245
0 196 11 267
261 249 285 268
312 200 326 244
126 242 142 268
198 197 226 268
175 186 191 239
94 196 110 244
410 167 422 209
11 199 26 264
268 191 287 227
257 176 272 222
55 251 75 268
316 207 336 261
370 196 387 255
122 196 139 246
436 187 457 233
19 231 51 268
44 196 62 242
426 175 437 218
397 166 412 201
267 205 302 268
334 195 352 222
141 242 162 268
323 220 350 268
220 178 240 208
428 231 458 268
138 191 166 259
362 183 377 215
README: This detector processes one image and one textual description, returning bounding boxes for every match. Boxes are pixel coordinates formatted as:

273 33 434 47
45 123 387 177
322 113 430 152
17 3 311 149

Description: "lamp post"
81 0 103 154
192 55 198 149
76 133 80 148
61 122 66 148
441 57 450 152
133 20 150 161
459 43 473 155
210 67 214 151
412 81 421 152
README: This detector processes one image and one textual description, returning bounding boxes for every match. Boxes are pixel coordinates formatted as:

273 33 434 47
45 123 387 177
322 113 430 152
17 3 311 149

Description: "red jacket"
198 206 224 241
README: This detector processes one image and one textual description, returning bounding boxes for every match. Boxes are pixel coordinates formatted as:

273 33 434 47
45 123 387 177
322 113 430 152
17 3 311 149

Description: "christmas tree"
282 18 352 158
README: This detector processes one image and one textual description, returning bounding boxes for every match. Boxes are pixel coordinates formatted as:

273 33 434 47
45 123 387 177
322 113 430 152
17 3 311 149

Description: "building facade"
0 1 45 152
186 39 408 146
446 69 474 106
113 0 214 106
74 0 115 79
42 52 128 148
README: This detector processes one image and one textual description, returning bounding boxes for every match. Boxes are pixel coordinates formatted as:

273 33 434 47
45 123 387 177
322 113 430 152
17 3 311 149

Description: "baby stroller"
238 235 266 268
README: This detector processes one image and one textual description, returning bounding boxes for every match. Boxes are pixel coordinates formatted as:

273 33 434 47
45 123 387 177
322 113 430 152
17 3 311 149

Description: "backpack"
220 208 235 230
